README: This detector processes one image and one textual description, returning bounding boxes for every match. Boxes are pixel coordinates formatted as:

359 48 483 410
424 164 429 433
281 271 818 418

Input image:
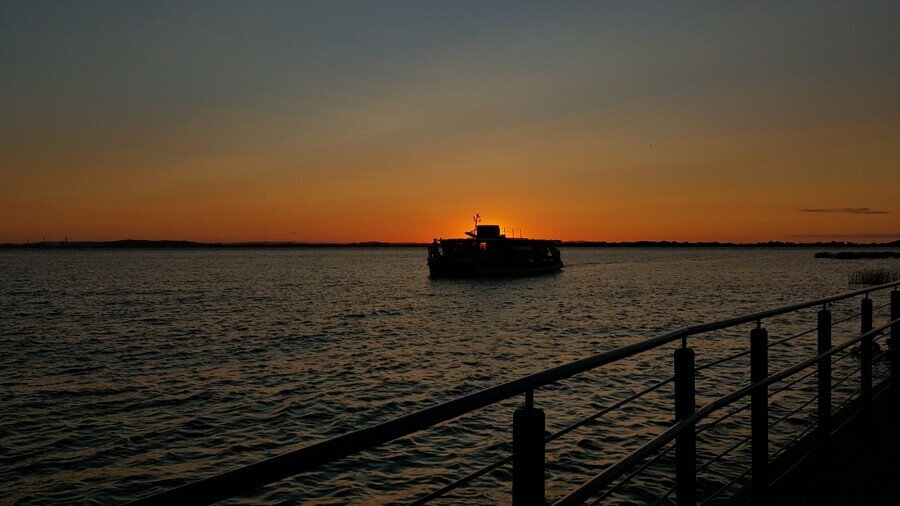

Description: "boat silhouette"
427 216 563 278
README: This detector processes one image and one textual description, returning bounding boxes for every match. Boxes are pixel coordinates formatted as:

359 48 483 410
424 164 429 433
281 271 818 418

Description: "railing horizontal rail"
698 466 750 506
696 400 750 435
696 324 818 373
546 375 674 444
696 433 752 476
407 454 512 506
129 281 900 505
595 439 676 503
769 413 817 463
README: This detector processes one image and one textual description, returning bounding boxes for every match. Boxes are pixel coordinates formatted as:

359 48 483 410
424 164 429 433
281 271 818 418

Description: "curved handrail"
128 281 900 505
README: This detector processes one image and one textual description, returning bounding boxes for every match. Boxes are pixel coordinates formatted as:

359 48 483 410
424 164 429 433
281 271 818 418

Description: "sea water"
1 247 896 504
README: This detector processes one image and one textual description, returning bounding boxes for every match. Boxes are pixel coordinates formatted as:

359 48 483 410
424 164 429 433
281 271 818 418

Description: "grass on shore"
849 268 900 285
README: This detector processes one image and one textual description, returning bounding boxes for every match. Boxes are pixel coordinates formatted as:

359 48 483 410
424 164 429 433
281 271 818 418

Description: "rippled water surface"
2 247 897 504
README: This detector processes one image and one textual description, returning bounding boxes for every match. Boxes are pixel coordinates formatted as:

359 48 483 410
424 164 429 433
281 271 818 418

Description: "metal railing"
128 281 900 505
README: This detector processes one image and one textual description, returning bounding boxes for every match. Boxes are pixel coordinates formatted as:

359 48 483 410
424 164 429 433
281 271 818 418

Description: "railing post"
861 296 873 419
513 390 544 506
818 308 832 442
674 344 696 506
750 324 768 504
891 290 899 402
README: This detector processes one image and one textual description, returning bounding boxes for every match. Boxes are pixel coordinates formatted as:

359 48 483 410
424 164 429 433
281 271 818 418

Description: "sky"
1 0 898 243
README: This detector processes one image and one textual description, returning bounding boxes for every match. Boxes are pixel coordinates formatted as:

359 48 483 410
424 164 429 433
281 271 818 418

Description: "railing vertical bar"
674 346 696 506
892 290 900 404
750 324 768 504
818 308 832 442
513 390 544 506
861 296 874 419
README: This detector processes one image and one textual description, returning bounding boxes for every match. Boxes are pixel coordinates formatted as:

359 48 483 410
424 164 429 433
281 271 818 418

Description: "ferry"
427 216 563 278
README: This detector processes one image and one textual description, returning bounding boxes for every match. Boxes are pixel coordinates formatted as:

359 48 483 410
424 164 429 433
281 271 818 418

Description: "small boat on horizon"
427 215 563 278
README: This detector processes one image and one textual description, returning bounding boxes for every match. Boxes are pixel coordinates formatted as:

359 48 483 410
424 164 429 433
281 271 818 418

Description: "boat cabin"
465 225 504 239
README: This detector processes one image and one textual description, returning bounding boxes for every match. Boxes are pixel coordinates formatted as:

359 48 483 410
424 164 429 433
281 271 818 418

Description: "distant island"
2 239 900 249
814 251 900 259
0 239 424 249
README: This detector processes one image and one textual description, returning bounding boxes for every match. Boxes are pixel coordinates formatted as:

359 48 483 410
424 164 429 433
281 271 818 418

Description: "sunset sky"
1 1 898 243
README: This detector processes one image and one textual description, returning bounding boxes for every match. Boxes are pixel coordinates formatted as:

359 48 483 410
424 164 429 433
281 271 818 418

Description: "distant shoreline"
2 239 899 249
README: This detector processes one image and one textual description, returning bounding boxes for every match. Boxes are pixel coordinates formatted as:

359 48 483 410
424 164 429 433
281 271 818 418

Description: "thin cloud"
799 208 890 214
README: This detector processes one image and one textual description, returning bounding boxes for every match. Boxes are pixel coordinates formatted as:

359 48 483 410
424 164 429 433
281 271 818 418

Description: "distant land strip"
814 251 900 259
0 240 425 249
3 239 900 249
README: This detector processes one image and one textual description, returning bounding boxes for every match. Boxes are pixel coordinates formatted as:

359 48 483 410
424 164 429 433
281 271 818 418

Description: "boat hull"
427 236 563 278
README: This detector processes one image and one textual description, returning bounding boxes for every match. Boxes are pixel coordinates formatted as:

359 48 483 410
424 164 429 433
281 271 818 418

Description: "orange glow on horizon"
2 3 898 245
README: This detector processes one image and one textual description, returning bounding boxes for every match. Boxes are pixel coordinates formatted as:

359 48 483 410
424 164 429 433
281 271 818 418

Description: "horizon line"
3 238 900 248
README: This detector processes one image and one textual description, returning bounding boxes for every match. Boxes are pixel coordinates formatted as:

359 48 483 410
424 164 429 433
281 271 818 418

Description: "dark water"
1 248 897 504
